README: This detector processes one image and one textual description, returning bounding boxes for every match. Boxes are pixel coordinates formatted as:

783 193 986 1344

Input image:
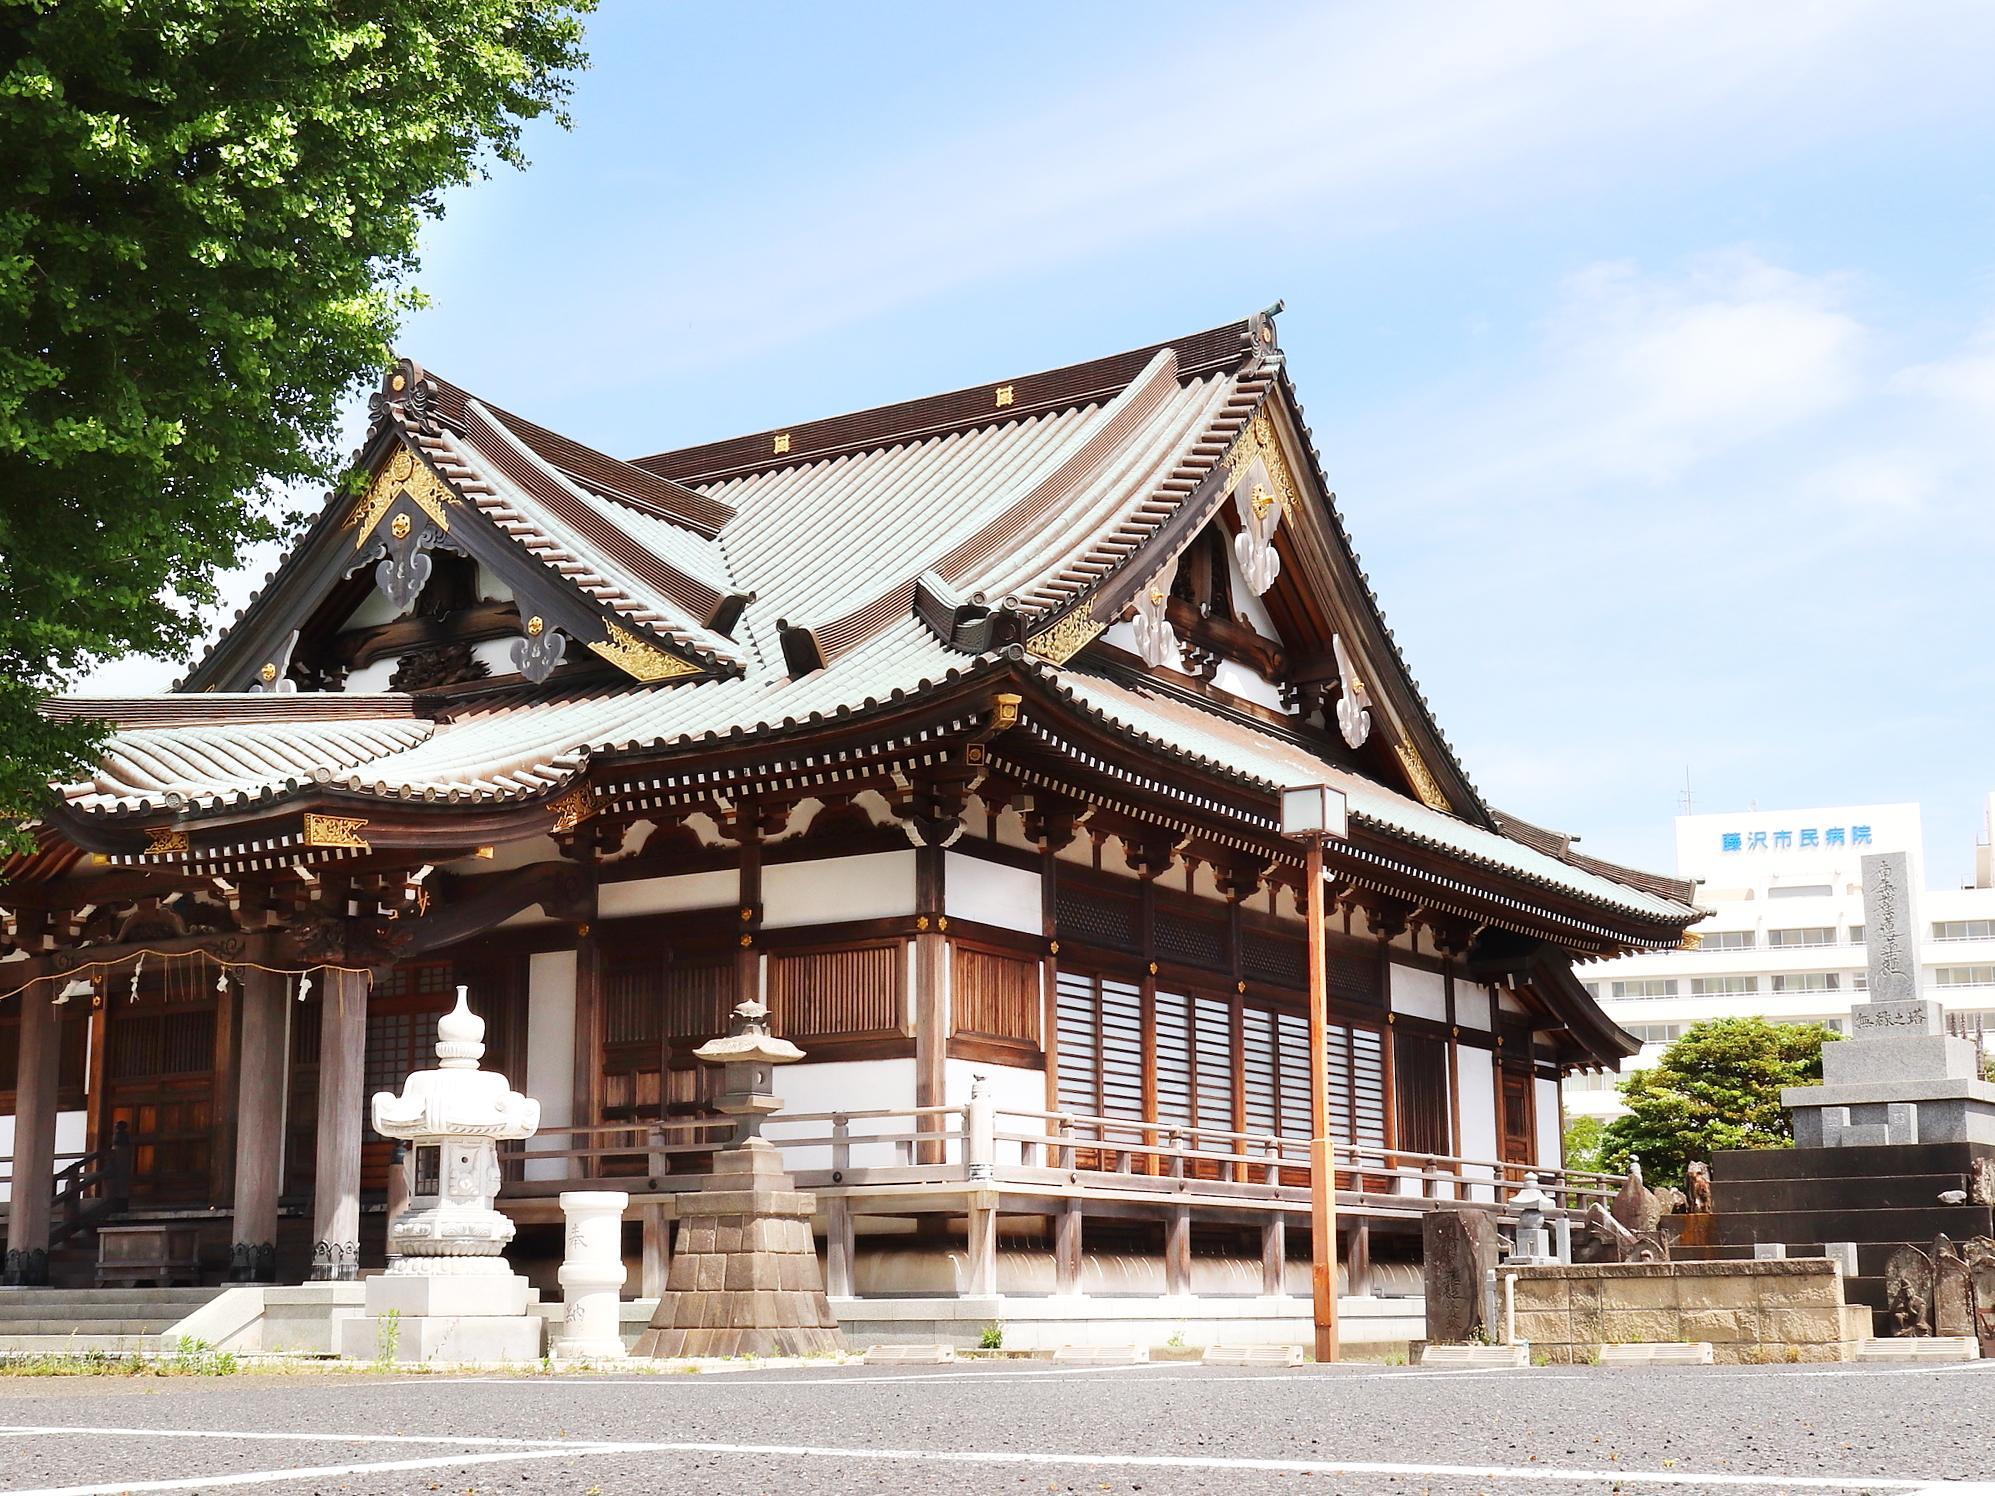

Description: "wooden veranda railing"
497 1102 1622 1218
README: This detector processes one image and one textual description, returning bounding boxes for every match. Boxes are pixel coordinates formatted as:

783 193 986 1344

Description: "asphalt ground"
0 1359 1992 1496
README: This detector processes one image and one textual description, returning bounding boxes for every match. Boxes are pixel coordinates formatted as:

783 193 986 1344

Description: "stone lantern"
337 986 546 1362
1509 1172 1556 1264
694 997 803 1143
631 998 844 1358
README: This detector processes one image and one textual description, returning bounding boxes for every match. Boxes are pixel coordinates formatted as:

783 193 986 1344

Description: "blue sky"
91 1 1995 884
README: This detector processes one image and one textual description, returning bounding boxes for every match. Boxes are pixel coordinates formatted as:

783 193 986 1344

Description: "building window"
1768 885 1833 900
1936 966 1995 988
1769 927 1836 948
1609 979 1678 1000
1848 925 1866 945
1769 973 1840 994
1853 973 1868 993
1690 976 1760 997
1700 930 1756 951
1934 920 1995 942
1819 1018 1844 1034
1627 1022 1683 1044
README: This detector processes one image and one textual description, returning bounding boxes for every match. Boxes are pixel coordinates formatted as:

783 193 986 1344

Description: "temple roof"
32 309 1699 949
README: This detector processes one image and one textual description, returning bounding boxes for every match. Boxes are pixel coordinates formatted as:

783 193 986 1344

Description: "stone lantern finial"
435 985 486 1069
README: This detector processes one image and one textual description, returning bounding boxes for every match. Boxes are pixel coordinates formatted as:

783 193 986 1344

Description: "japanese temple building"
0 311 1700 1300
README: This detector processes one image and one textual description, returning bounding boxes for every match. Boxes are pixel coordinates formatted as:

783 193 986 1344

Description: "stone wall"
1510 1259 1871 1365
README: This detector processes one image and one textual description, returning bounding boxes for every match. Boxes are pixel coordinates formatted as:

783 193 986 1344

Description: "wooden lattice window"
1054 883 1139 953
951 946 1040 1044
1053 970 1144 1124
767 942 902 1039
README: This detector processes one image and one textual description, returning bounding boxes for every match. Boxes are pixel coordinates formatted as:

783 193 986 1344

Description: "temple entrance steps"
0 1286 227 1353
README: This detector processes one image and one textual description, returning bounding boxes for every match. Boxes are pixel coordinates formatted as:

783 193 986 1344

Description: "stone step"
1711 1143 1993 1182
1710 1173 1982 1213
0 1318 184 1336
1419 1343 1529 1368
0 1287 221 1306
1203 1344 1304 1367
0 1301 212 1326
1710 1204 1993 1246
1051 1344 1150 1365
0 1334 160 1356
1597 1341 1715 1366
1851 1336 1981 1363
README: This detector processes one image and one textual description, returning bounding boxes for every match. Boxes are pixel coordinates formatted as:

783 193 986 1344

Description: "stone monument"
1422 1207 1498 1343
1783 852 1995 1147
631 999 844 1358
337 987 544 1363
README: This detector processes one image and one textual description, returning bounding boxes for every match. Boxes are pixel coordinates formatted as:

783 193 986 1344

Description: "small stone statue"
1685 1160 1713 1214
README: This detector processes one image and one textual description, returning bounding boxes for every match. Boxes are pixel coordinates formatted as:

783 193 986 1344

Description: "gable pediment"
184 420 729 697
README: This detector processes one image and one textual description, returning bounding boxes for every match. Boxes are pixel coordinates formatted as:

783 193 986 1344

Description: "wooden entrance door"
1498 1065 1535 1179
103 1002 218 1203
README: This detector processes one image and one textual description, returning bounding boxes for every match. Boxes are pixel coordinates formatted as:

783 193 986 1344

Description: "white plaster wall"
1388 963 1447 1023
1210 660 1287 713
762 851 916 929
763 1058 917 1170
599 869 738 919
523 951 576 1182
943 853 1040 934
343 657 396 694
944 1057 1046 1168
1454 984 1493 1031
1535 1077 1563 1170
1496 986 1527 1015
1455 1050 1499 1201
0 1111 87 1204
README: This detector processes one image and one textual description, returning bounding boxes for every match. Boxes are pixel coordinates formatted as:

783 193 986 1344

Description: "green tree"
1561 1111 1607 1175
0 0 594 845
1597 1016 1838 1188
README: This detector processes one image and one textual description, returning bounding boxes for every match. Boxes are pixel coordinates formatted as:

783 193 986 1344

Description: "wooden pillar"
735 820 762 1010
965 1193 998 1297
1040 843 1061 1112
309 967 370 1281
641 1203 672 1299
209 964 240 1208
1054 1199 1083 1295
4 990 61 1284
572 898 602 1135
229 969 287 1281
1261 1210 1287 1296
1345 1219 1371 1299
825 1194 855 1298
913 844 947 1163
1164 1206 1191 1296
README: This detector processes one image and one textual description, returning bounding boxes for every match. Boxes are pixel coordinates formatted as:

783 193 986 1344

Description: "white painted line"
0 1424 591 1448
0 1443 651 1496
387 1361 1184 1387
0 1427 1964 1495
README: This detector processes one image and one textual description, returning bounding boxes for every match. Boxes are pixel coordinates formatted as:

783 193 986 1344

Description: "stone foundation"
631 1140 844 1358
1509 1259 1870 1365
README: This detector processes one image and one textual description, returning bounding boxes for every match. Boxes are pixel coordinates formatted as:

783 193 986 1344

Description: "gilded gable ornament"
1331 633 1373 749
547 784 598 834
349 446 457 548
587 622 701 683
303 814 371 850
1392 743 1450 813
1025 606 1105 666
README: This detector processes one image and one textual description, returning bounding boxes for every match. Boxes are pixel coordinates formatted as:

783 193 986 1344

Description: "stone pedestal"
631 1139 845 1358
337 1259 543 1363
554 1190 629 1360
1783 1004 1995 1148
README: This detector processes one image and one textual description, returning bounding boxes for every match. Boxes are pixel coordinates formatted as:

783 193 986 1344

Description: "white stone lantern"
372 985 540 1265
338 986 545 1362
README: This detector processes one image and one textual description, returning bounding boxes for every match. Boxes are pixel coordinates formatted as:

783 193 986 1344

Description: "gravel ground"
0 1359 1991 1495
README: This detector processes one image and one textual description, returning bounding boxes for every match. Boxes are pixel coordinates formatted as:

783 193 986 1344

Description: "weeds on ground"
978 1322 1004 1350
0 1337 239 1378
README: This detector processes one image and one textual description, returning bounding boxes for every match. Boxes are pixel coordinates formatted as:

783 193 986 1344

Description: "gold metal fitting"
526 615 545 637
994 385 1015 408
